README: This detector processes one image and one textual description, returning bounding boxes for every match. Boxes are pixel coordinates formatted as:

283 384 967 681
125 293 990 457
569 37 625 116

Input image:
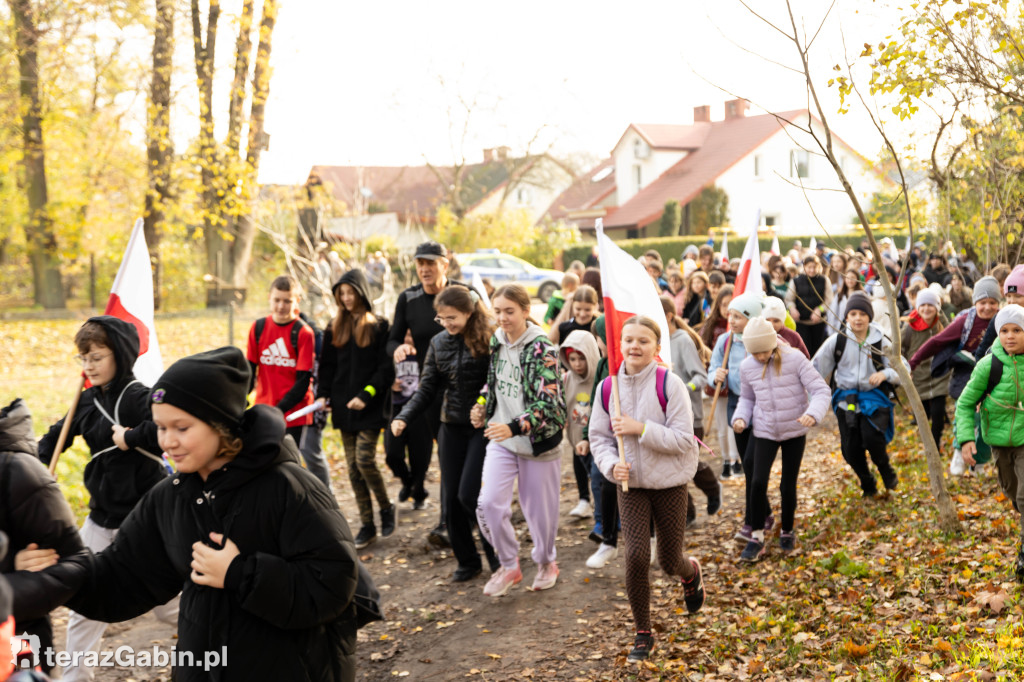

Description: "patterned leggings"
619 485 695 631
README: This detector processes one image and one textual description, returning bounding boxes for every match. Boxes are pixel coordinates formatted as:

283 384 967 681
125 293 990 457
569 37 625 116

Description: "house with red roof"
546 99 886 239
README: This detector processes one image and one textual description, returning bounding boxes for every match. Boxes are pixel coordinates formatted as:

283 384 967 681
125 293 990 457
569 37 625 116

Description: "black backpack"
255 314 326 428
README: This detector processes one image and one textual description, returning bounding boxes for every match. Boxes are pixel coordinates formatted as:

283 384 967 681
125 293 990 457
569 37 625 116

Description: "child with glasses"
37 316 177 682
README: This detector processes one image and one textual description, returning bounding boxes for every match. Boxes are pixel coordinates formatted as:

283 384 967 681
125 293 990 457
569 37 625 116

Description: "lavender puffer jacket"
732 347 831 442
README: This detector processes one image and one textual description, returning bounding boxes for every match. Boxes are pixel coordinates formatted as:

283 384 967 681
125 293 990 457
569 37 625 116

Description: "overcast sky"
255 0 909 184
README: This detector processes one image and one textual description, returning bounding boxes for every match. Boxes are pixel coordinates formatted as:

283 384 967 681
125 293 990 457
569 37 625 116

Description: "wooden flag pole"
49 376 85 476
705 332 734 428
610 374 629 492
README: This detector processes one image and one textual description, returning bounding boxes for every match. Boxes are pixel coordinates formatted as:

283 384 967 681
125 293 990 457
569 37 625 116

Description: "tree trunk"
191 0 222 284
10 0 64 308
145 0 174 310
230 0 278 288
780 0 960 532
226 0 254 156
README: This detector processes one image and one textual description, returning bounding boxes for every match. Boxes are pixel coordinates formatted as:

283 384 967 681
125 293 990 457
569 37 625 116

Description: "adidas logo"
260 338 297 368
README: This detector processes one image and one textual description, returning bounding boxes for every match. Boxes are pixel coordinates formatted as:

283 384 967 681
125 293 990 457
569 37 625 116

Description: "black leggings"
836 409 896 495
921 396 947 452
600 474 620 546
384 412 433 500
437 423 495 570
749 435 805 533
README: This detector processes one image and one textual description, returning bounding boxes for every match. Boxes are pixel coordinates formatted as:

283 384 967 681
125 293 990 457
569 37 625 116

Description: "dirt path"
55 417 848 681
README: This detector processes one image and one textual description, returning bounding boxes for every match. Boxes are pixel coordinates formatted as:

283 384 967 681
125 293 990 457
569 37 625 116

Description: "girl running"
589 316 705 662
550 284 600 345
391 285 499 582
900 288 950 453
473 284 567 596
732 317 830 561
699 285 740 478
317 269 395 549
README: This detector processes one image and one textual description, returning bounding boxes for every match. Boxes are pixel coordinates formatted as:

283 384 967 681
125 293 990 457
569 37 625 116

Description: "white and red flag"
733 217 765 298
720 229 729 265
770 234 780 256
595 219 671 373
105 219 163 385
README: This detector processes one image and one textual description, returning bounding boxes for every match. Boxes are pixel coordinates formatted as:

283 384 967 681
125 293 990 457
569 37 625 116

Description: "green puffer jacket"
956 343 1024 448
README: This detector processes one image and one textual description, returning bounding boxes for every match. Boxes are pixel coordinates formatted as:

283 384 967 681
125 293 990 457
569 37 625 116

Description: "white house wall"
714 122 882 236
468 157 575 224
613 128 687 206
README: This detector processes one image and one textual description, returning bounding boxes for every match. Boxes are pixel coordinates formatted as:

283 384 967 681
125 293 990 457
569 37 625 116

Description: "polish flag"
105 219 163 385
720 230 729 264
732 219 765 298
595 219 671 373
770 234 780 256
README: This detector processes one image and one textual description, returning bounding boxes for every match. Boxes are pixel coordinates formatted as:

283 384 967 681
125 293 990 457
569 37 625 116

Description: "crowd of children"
3 237 1024 677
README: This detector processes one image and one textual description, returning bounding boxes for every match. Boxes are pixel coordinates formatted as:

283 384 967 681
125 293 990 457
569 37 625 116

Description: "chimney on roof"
693 105 711 123
496 145 510 161
724 98 749 120
483 148 494 163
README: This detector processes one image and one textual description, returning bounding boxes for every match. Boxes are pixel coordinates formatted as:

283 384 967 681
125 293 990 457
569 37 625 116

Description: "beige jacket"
589 361 698 490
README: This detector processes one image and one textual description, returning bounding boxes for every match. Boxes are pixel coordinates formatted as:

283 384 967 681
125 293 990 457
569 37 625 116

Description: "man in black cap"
387 241 463 547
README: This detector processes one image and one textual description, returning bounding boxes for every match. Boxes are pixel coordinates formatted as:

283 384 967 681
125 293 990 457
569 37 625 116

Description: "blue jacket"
832 387 895 443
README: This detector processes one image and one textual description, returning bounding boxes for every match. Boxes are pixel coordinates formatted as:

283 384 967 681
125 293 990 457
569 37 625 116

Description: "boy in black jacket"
36 316 176 682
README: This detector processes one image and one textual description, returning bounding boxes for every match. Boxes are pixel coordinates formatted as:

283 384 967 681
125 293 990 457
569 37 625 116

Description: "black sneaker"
882 470 899 491
428 524 451 548
681 558 705 613
740 538 766 563
380 504 397 538
707 481 723 516
721 461 732 479
779 532 796 553
451 565 482 583
354 525 377 549
627 631 654 662
732 460 742 475
398 483 412 503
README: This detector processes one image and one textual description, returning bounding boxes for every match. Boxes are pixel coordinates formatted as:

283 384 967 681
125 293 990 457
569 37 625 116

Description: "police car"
458 249 564 302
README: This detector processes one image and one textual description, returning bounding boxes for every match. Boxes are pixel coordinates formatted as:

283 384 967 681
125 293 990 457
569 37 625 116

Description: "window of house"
627 228 640 240
763 215 777 227
754 154 763 177
633 165 642 193
790 150 810 178
516 187 530 204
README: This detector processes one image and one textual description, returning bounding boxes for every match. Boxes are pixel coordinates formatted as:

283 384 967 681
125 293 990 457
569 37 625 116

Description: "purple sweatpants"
476 441 560 569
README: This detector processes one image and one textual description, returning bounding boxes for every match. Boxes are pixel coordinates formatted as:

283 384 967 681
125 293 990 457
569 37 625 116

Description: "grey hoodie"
812 323 902 393
559 329 600 447
669 329 708 431
491 323 559 460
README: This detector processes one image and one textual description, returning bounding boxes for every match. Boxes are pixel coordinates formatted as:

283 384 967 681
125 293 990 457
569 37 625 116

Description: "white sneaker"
586 543 618 569
568 500 593 518
650 536 659 568
949 449 966 476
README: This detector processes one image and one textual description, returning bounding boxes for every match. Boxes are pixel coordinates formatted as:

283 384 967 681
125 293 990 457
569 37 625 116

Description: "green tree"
659 199 681 237
687 185 729 234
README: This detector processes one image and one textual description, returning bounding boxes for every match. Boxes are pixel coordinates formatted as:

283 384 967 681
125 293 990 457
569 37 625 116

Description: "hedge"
561 230 915 268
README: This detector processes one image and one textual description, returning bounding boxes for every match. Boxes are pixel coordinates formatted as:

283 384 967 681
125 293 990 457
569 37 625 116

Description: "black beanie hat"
845 291 874 322
151 347 250 431
0 531 12 620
